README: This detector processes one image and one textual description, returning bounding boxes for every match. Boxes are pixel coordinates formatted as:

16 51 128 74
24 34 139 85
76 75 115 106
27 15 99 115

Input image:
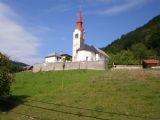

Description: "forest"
103 15 160 64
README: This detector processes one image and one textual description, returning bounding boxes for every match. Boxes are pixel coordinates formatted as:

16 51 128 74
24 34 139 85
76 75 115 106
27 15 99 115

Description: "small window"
75 34 78 39
86 57 88 61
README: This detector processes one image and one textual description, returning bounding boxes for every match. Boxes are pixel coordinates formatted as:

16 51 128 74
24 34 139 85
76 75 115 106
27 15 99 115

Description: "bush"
0 53 13 100
0 70 13 100
109 51 139 65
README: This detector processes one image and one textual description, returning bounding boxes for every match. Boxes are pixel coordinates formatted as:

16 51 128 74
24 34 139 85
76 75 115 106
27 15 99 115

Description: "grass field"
0 69 160 120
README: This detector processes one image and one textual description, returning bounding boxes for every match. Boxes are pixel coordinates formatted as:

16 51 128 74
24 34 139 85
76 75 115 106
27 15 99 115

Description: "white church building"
72 12 108 62
44 12 108 63
33 12 109 72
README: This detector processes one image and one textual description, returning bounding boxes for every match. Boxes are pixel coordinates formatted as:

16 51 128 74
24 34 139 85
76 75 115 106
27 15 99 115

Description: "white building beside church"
45 52 71 63
72 13 108 62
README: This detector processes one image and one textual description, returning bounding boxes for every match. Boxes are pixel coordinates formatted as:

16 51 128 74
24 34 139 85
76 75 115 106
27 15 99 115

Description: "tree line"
102 15 160 65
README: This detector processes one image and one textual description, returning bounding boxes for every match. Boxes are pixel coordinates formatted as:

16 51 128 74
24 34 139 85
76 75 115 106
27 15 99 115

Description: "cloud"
85 0 149 15
0 2 42 64
86 0 112 3
43 4 77 13
100 0 149 15
29 25 53 36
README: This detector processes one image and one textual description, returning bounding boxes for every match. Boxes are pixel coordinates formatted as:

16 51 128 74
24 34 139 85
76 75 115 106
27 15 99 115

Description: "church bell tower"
72 12 84 62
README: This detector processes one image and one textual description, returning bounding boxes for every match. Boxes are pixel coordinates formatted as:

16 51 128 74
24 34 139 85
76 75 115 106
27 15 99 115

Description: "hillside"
11 60 28 67
0 70 160 120
0 52 26 72
103 15 160 64
9 60 28 73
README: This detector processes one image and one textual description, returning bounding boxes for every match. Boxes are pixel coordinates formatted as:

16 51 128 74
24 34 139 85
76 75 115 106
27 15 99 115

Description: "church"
72 12 108 62
34 12 108 72
45 12 108 63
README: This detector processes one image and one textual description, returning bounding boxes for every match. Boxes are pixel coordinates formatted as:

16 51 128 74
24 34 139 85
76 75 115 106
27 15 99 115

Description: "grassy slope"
0 70 160 120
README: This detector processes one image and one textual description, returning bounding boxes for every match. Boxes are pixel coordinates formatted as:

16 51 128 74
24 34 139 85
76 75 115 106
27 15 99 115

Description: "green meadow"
0 69 160 120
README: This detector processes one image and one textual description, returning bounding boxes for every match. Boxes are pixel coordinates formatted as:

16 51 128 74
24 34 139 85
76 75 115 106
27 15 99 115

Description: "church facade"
72 13 108 62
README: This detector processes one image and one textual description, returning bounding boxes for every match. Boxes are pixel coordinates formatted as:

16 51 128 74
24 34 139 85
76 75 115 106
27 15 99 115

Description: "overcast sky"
0 0 160 64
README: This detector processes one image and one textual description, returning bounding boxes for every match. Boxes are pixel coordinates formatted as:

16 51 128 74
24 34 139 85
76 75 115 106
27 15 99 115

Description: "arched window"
75 34 78 38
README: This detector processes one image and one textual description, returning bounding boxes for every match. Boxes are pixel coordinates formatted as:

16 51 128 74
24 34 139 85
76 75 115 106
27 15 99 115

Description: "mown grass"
0 69 160 120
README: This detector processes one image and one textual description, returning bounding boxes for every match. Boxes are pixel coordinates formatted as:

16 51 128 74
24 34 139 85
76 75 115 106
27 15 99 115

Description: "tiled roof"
77 44 108 57
45 52 61 58
94 47 108 57
77 44 97 53
76 12 83 31
143 59 159 64
45 52 71 58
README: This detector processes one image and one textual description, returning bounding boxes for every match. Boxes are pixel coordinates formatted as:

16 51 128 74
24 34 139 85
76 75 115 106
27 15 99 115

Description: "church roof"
77 44 97 53
76 12 83 31
45 52 61 58
77 44 108 57
45 52 72 58
94 47 109 57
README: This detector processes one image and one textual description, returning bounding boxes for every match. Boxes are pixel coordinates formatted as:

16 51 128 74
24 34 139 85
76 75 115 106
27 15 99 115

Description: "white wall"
72 29 84 62
77 50 107 62
96 54 106 61
45 56 58 63
77 50 96 61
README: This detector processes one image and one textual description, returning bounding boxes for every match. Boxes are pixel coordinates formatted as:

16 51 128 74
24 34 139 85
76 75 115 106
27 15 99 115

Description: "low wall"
33 61 107 72
112 65 142 70
151 66 160 69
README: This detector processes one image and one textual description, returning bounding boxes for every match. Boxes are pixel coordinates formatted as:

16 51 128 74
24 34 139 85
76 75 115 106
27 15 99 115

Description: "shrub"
0 53 13 100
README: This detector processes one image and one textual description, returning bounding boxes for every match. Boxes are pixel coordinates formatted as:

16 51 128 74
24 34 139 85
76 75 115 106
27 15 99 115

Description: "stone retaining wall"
33 61 107 72
112 65 142 70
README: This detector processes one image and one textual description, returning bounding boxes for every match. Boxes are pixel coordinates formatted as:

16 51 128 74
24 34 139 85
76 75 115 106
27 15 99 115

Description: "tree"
109 50 139 65
131 43 147 63
0 52 13 100
103 15 160 57
148 31 160 55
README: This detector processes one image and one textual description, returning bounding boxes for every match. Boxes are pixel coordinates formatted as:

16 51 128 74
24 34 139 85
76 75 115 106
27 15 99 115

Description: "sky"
0 0 160 64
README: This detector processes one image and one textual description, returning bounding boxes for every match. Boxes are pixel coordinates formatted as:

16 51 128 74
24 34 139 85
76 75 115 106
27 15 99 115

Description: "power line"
4 99 160 120
4 99 110 120
28 99 159 120
22 103 110 120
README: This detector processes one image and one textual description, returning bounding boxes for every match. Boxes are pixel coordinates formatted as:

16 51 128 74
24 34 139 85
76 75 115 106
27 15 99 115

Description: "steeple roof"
76 12 83 31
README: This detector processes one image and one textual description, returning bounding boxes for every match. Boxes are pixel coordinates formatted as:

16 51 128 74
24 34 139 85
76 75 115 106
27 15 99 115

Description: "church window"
75 34 78 38
86 57 88 61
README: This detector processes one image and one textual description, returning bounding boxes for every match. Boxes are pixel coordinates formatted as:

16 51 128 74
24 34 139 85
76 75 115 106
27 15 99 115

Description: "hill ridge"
103 15 160 64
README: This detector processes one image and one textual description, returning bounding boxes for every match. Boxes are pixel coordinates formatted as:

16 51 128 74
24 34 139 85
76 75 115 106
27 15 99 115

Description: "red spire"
76 11 83 31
